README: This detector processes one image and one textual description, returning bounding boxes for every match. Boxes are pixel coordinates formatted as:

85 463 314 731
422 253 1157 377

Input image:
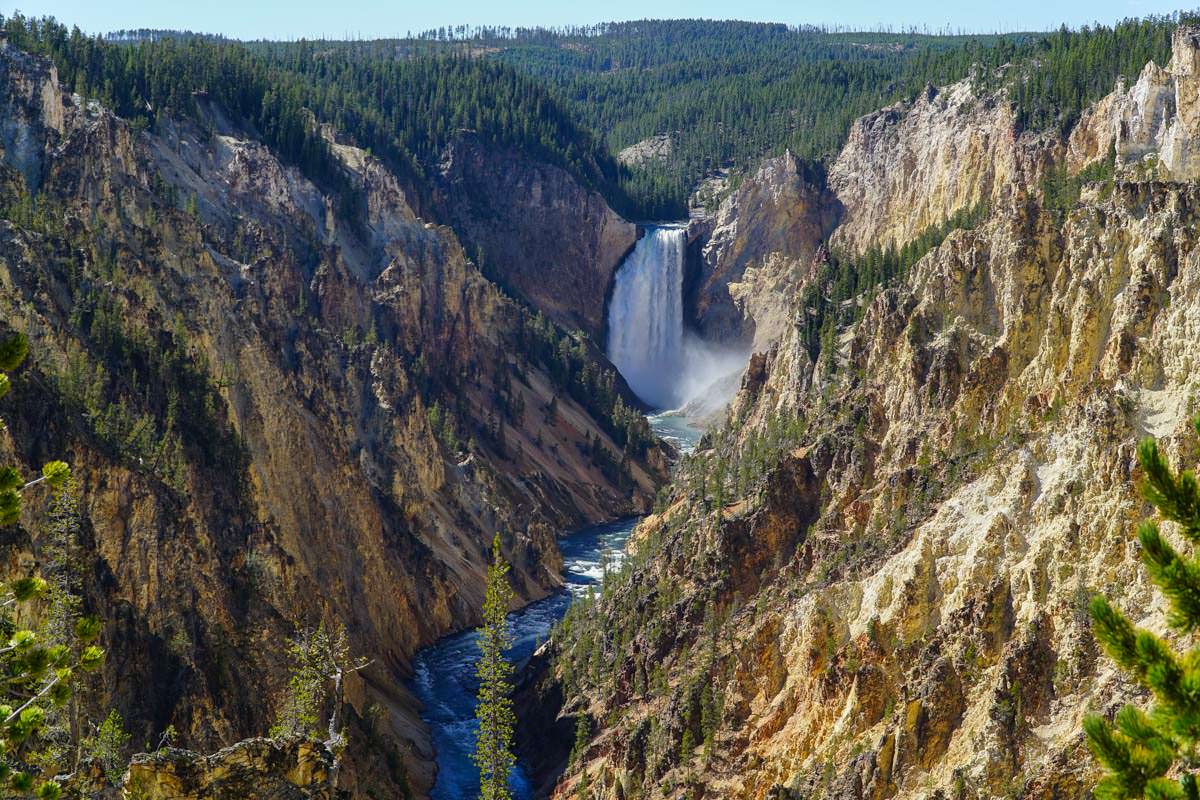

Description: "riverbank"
409 413 703 799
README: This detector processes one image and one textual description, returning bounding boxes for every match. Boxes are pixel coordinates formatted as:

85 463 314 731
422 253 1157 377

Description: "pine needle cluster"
1088 417 1200 799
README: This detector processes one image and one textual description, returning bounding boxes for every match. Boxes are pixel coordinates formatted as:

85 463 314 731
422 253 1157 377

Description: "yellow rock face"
123 738 337 799
544 29 1200 800
829 79 1045 256
1070 26 1200 180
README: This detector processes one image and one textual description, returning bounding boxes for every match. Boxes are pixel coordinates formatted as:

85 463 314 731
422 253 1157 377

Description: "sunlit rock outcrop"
692 151 839 351
1070 26 1200 179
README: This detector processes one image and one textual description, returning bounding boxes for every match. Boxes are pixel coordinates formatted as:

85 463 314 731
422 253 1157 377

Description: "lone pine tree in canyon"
1 3 1200 799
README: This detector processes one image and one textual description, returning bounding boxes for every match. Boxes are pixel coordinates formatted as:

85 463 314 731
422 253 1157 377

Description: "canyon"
0 13 1198 800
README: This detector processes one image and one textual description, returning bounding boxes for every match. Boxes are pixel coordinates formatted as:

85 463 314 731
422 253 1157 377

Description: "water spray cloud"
607 226 749 412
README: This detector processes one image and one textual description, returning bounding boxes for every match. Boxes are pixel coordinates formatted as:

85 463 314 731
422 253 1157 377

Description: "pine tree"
82 710 131 784
568 711 590 767
1086 416 1200 799
270 621 370 791
475 534 516 800
0 332 105 798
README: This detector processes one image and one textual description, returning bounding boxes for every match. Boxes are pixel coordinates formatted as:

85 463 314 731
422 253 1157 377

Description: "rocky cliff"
434 132 638 340
1070 26 1200 180
828 78 1046 255
689 152 840 351
0 41 665 798
685 75 1048 360
531 25 1200 800
122 738 343 800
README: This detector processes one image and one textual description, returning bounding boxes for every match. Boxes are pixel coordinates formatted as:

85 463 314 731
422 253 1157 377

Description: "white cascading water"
606 226 688 409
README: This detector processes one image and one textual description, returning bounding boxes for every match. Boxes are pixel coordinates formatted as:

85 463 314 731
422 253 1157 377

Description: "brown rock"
123 739 342 800
434 132 637 340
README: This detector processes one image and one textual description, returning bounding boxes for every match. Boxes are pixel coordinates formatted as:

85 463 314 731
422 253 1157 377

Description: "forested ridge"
0 12 1191 219
492 22 1032 216
0 14 632 216
487 16 1186 213
303 16 1188 215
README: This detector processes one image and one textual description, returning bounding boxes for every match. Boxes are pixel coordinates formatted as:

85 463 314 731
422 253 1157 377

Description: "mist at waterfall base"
607 225 748 412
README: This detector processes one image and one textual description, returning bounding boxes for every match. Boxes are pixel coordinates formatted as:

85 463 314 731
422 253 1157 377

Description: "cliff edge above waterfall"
691 152 840 350
435 132 638 340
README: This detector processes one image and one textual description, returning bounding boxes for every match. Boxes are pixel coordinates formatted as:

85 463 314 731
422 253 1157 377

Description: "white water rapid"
606 224 747 411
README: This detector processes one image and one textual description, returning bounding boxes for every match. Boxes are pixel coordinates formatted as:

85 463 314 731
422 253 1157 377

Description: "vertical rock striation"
690 152 840 350
1070 26 1200 179
434 132 638 341
828 79 1045 255
535 25 1200 800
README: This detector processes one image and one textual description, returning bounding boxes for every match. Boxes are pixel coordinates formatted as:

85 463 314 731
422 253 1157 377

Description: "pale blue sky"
0 0 1192 40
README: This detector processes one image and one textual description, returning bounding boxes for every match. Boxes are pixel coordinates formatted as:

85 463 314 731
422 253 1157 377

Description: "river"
409 411 701 800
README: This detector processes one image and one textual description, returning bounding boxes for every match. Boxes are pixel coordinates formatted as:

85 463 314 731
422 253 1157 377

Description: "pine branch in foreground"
1087 416 1200 799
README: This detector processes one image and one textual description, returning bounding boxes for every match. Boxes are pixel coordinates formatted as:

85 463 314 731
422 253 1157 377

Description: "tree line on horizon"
4 12 1191 219
260 14 1188 215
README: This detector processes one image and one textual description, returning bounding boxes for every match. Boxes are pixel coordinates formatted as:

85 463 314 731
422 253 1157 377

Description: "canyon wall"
434 132 638 340
690 152 840 351
687 76 1049 359
535 25 1200 800
828 79 1045 255
0 42 665 798
1070 26 1200 179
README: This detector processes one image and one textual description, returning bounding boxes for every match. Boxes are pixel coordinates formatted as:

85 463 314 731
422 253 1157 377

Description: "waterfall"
606 226 688 409
607 225 752 413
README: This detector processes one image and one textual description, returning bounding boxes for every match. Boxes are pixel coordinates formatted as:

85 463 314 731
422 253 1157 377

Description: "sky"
0 0 1193 40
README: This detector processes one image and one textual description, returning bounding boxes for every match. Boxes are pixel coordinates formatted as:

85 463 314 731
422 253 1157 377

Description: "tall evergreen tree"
1087 416 1200 799
475 534 516 800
